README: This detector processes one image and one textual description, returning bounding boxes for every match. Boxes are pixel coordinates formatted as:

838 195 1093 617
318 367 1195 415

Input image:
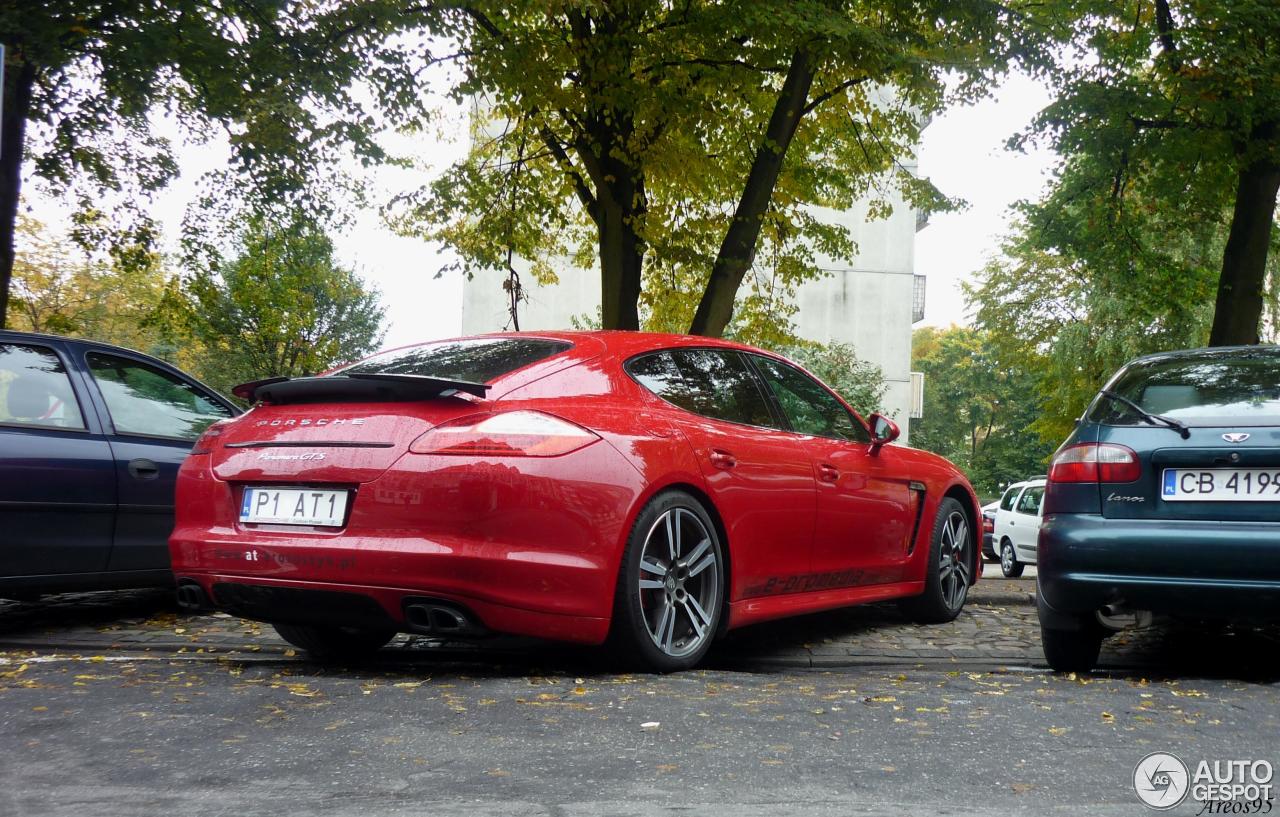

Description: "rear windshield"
1089 348 1280 427
338 338 571 383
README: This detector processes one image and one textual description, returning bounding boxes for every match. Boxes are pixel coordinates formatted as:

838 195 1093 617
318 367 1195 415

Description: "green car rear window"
1089 349 1280 427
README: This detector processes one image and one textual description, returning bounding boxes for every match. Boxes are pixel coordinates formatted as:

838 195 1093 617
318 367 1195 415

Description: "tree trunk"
1209 127 1280 346
0 59 36 330
597 191 644 331
688 48 815 338
577 117 646 331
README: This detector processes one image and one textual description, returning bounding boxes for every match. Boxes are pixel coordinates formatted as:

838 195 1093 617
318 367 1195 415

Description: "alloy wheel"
938 511 970 611
637 507 720 658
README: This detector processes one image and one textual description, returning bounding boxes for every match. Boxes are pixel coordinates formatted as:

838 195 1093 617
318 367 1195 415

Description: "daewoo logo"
1222 433 1250 444
252 422 366 430
257 452 325 461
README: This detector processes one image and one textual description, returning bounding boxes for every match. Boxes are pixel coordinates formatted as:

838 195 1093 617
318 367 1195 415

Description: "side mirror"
868 413 900 452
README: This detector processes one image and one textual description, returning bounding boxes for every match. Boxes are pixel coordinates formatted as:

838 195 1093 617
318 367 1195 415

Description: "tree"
9 214 100 335
0 1 425 328
910 326 1054 497
1013 0 1280 346
966 210 1234 441
776 340 885 419
396 1 1036 336
9 212 188 361
180 218 385 394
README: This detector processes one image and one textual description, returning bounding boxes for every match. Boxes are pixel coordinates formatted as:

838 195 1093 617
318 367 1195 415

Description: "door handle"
708 449 737 469
817 463 840 483
128 458 160 481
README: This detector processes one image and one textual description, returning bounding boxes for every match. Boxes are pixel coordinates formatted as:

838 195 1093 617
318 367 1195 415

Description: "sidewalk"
0 574 1042 667
3 573 1277 673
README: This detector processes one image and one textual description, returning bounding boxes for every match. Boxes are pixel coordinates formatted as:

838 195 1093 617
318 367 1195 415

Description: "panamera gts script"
254 418 366 427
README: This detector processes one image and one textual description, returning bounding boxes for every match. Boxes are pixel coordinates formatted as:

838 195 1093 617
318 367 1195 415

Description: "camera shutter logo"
1134 752 1191 810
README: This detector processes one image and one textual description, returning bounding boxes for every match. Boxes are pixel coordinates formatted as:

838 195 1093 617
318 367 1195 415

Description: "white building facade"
460 172 926 442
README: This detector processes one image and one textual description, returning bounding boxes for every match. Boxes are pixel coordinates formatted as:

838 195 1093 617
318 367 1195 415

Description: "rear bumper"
169 523 620 644
172 572 610 644
1037 514 1280 622
170 440 648 645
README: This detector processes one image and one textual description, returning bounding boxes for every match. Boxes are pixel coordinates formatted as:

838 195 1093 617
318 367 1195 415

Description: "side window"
999 487 1020 512
751 355 869 443
629 349 775 428
628 351 687 407
0 343 86 430
1016 486 1045 515
87 353 232 440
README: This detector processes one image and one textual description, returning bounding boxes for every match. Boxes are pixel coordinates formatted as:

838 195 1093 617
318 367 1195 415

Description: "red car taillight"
1048 443 1141 483
409 410 600 457
982 517 994 534
190 421 230 455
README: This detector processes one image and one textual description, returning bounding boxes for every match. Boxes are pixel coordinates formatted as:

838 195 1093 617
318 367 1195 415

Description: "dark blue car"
1037 345 1280 671
0 331 238 599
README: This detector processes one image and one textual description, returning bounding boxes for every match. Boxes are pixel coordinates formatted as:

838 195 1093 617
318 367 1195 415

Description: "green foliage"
1 0 431 326
966 0 1280 438
179 218 386 394
11 213 387 395
966 216 1224 442
771 340 885 420
9 213 189 362
1005 0 1280 347
389 0 1043 331
910 326 1055 497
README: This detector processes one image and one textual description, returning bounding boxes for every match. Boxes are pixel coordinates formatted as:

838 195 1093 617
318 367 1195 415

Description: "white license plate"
1161 469 1280 502
239 487 350 526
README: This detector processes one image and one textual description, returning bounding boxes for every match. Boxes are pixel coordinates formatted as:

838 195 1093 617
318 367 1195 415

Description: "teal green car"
1036 345 1280 672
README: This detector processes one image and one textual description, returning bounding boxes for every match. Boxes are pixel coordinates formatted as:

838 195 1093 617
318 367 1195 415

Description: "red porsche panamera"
170 332 981 670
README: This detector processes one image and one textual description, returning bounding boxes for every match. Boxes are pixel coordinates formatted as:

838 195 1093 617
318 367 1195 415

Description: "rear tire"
1000 539 1024 578
1041 619 1104 673
273 623 396 661
611 490 725 673
899 498 973 624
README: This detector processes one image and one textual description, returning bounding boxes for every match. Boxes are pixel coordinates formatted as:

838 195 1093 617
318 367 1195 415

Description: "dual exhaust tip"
175 582 211 611
403 600 485 637
176 583 484 638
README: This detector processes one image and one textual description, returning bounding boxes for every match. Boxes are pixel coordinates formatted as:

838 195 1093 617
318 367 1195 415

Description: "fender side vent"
905 483 929 556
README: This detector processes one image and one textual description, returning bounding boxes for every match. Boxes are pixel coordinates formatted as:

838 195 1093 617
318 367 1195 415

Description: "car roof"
1006 478 1047 490
1124 344 1280 366
378 330 771 358
350 330 792 378
0 328 161 361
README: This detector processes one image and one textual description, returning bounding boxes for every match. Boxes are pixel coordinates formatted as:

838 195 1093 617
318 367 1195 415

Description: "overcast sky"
26 71 1058 349
915 71 1056 329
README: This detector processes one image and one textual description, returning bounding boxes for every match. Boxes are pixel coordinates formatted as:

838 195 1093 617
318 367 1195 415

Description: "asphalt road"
2 577 1277 817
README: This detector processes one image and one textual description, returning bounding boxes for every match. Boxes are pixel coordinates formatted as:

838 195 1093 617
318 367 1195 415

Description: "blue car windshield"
1089 349 1280 427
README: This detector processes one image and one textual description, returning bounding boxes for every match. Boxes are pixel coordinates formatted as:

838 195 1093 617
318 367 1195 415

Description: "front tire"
1041 619 1104 673
1000 539 1024 578
273 623 396 661
611 490 725 672
899 497 973 624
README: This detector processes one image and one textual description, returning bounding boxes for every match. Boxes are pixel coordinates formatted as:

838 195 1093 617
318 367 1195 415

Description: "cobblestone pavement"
2 573 1278 676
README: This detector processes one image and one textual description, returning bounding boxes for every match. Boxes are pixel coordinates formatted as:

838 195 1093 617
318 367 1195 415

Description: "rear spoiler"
231 373 491 404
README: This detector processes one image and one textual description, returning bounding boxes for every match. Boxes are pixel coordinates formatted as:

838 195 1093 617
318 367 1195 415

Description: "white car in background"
994 477 1046 578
